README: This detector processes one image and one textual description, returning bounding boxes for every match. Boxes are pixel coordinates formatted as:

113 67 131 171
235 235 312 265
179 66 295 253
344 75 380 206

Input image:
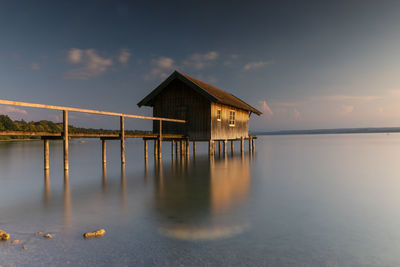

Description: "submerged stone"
0 230 10 241
83 229 106 239
44 233 53 239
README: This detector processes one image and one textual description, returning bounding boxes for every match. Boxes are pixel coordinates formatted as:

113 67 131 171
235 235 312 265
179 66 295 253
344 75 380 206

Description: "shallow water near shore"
1 134 400 266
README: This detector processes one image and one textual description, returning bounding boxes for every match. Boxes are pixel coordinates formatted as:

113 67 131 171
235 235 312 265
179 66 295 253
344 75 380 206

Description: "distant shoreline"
253 127 400 136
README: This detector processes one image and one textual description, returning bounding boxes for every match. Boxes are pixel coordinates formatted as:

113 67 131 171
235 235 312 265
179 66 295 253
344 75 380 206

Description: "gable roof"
137 71 262 115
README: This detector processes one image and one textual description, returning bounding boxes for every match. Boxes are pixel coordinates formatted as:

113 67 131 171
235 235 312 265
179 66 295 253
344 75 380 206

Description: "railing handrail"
0 99 185 123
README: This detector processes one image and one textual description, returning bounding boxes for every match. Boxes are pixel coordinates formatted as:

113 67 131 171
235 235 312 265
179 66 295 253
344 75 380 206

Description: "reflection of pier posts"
63 110 69 171
102 164 108 192
121 164 126 214
63 170 71 230
240 137 244 155
44 139 49 170
192 141 196 158
44 169 50 208
120 116 125 165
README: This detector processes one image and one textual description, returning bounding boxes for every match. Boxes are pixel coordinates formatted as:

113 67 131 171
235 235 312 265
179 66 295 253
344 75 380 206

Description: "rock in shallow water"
83 229 106 239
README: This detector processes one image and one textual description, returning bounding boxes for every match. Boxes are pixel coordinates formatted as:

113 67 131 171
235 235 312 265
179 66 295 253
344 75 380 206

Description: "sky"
1 0 400 131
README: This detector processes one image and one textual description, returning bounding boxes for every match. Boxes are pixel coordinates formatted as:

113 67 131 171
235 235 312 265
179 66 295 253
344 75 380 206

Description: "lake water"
1 134 400 266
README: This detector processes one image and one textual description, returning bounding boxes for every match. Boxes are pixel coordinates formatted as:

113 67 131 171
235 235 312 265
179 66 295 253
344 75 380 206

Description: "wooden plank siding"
152 79 211 140
210 103 249 140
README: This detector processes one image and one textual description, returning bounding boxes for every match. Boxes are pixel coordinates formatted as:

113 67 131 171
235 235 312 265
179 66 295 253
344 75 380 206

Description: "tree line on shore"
0 114 149 140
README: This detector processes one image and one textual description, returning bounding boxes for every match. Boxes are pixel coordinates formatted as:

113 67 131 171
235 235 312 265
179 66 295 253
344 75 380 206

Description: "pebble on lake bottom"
0 230 10 241
83 229 106 239
44 233 53 239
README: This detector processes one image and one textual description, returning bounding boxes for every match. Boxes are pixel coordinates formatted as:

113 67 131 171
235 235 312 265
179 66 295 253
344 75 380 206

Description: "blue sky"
1 0 400 131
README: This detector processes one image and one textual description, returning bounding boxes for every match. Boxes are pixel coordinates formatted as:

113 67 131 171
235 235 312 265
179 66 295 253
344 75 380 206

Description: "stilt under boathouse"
138 70 262 157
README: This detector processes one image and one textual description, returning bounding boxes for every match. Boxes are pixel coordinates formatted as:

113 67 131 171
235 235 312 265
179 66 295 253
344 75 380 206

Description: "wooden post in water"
171 140 175 159
240 137 244 155
120 116 125 165
192 141 196 157
223 140 227 156
158 120 162 159
180 139 184 158
102 139 107 165
44 139 49 170
218 140 221 156
252 138 255 153
63 110 69 170
186 138 190 157
175 139 179 158
248 137 252 154
209 140 213 156
144 139 148 160
231 140 234 155
154 139 158 158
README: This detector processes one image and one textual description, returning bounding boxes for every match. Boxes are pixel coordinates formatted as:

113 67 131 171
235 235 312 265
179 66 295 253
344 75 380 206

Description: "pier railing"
0 99 185 170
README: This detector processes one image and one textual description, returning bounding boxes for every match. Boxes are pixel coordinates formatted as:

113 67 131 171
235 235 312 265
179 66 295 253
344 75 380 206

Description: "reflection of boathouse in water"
153 156 251 241
138 71 262 143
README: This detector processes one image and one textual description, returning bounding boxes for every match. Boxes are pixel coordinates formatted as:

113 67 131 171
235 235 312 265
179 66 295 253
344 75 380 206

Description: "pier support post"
144 139 148 160
171 140 175 159
186 138 190 157
192 141 196 157
44 139 49 170
240 137 244 155
154 139 158 158
252 138 255 153
218 141 221 156
223 140 227 156
231 140 234 155
63 110 69 171
175 140 179 158
180 139 184 158
158 120 162 159
120 116 125 165
209 140 215 156
102 139 107 165
249 137 253 154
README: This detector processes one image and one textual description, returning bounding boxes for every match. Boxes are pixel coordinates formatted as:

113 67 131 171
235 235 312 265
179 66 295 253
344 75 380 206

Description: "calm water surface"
1 134 400 266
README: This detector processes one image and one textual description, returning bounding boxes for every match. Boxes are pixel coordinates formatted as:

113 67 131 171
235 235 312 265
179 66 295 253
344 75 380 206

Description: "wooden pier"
0 99 257 172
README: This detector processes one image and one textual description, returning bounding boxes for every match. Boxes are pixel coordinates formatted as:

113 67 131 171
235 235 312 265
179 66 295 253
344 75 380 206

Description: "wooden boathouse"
138 71 262 154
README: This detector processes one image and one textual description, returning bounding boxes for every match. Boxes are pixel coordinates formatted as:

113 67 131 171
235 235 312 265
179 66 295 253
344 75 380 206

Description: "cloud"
339 105 354 115
145 51 219 80
118 49 131 64
324 95 381 102
145 57 176 79
243 61 273 71
64 49 113 80
293 108 301 119
68 48 83 64
31 63 40 71
183 51 219 70
258 100 273 118
0 106 27 115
